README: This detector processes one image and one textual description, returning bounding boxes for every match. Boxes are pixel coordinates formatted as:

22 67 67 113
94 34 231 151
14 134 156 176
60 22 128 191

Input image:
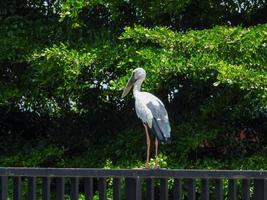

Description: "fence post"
188 178 195 200
201 179 209 200
13 177 21 200
160 178 168 200
253 179 267 200
99 178 106 200
242 179 249 200
42 177 51 200
28 177 36 200
1 176 8 200
84 178 93 200
215 179 223 200
228 179 237 200
70 177 79 200
125 177 141 200
113 178 121 200
173 178 181 200
146 178 154 200
56 177 65 200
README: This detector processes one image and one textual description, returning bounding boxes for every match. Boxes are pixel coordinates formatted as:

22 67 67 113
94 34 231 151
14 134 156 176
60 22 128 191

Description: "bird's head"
121 67 146 98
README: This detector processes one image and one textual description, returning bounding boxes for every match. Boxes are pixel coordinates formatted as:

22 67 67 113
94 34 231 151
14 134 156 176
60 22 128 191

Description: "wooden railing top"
0 167 266 179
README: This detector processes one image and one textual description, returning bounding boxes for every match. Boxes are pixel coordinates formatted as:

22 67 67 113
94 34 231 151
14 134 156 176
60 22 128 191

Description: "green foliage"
24 43 97 114
120 25 267 100
59 0 267 29
0 144 64 167
60 0 191 24
1 23 266 169
0 0 266 173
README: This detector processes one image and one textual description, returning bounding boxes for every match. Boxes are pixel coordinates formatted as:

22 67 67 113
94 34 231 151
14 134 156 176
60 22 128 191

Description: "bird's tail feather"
151 118 171 144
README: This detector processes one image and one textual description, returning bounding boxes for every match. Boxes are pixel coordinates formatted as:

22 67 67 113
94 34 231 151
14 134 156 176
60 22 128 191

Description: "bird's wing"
144 93 171 144
135 95 154 127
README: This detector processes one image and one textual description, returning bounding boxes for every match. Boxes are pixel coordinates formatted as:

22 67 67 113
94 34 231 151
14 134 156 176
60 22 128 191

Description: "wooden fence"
0 168 266 200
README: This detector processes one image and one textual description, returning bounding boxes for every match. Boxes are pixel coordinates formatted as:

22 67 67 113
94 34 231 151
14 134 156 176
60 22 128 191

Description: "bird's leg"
144 124 151 169
154 138 159 169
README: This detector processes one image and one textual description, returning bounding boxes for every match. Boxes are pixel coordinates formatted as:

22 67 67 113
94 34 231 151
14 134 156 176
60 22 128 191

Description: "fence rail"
0 167 266 200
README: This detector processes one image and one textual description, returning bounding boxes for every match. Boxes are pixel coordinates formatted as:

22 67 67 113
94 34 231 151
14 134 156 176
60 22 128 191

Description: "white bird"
122 68 171 169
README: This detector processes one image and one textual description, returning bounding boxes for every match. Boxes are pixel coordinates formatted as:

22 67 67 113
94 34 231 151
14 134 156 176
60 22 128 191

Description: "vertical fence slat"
242 179 249 200
84 178 93 200
253 179 266 200
146 178 154 200
28 177 36 200
42 177 50 200
137 178 142 200
113 178 121 200
99 178 106 200
56 177 64 200
173 178 181 200
201 179 209 200
160 178 168 200
228 179 237 200
125 177 142 200
70 177 79 200
215 179 223 200
13 177 21 200
1 176 8 200
188 179 195 200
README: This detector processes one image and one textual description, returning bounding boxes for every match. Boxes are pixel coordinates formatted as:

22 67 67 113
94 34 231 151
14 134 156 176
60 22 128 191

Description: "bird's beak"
121 75 135 98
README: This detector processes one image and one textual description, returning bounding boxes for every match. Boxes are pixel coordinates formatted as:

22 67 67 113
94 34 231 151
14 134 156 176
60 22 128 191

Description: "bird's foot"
145 162 150 169
154 160 159 169
154 164 159 169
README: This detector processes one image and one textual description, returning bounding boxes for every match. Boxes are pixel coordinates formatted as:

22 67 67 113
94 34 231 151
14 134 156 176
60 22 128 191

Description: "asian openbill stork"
122 68 171 169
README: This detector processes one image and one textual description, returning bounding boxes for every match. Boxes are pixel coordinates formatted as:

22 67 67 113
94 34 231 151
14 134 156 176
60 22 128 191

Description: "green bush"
0 0 266 171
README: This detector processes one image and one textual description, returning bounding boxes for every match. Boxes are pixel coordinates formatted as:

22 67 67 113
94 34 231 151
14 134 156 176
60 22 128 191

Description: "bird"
121 67 171 169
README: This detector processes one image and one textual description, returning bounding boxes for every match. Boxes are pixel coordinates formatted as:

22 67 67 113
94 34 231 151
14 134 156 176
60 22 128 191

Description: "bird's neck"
133 79 144 97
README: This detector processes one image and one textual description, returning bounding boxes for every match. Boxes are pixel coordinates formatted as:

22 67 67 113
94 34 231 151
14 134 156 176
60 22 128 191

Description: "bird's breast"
134 95 153 128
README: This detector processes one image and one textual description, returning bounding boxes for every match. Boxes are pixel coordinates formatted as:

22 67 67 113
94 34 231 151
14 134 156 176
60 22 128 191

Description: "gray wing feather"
146 100 171 144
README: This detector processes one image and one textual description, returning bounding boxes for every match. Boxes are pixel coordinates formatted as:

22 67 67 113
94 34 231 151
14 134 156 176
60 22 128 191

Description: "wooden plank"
0 168 267 179
70 177 79 200
56 177 64 200
146 178 154 200
125 177 142 200
242 179 249 200
188 179 195 200
173 178 181 200
228 179 237 200
160 178 168 200
113 178 121 200
253 179 266 200
28 177 36 200
42 177 50 200
201 179 209 200
98 178 106 200
84 178 93 200
13 177 21 200
215 179 223 200
1 176 8 200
